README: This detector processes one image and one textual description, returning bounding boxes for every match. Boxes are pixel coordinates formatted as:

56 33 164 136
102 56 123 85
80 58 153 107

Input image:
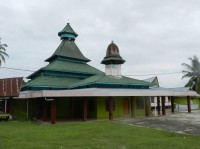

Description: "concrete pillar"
157 96 161 115
187 96 191 113
109 97 113 120
161 96 166 115
82 98 87 122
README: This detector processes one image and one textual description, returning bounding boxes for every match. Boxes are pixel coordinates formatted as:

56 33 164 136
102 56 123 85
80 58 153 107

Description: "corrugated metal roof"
0 77 23 97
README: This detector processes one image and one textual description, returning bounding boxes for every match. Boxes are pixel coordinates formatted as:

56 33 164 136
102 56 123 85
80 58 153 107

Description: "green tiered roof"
23 23 101 91
68 75 152 89
45 40 90 62
58 23 78 40
24 75 80 90
27 60 103 80
22 23 152 91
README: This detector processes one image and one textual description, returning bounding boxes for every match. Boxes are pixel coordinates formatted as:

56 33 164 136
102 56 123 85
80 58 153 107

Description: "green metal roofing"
101 56 126 64
23 75 80 90
44 59 103 74
28 59 103 79
46 40 90 62
68 75 152 89
58 23 78 38
24 73 152 90
23 23 153 91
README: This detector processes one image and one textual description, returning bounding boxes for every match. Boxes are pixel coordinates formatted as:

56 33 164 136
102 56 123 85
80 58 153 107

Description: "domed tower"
101 41 125 77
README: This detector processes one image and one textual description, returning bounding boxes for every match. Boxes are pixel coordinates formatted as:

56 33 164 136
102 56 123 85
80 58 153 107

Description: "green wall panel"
13 99 27 119
96 96 148 119
56 98 70 119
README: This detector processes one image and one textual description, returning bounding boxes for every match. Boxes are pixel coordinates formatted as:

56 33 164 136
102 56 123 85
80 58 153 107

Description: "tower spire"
58 23 78 40
101 42 125 77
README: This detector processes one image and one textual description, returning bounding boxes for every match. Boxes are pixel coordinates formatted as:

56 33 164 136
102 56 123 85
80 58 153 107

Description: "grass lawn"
0 120 200 149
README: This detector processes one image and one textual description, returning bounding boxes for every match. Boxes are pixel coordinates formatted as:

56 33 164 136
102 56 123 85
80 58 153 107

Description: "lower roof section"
18 87 199 99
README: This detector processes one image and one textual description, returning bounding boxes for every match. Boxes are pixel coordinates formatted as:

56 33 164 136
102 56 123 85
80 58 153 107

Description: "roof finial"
111 40 114 43
67 19 70 24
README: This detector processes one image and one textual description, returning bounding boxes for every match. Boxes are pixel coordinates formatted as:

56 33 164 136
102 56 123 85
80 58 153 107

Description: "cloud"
0 0 199 87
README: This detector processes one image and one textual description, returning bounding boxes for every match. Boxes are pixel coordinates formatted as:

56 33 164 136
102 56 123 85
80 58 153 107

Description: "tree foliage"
182 55 200 93
0 38 9 65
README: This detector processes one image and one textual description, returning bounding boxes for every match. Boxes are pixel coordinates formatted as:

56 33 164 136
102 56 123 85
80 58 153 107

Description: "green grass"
0 120 200 149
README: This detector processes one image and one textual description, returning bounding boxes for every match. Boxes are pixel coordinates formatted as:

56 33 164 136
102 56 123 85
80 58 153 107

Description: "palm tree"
0 38 9 65
182 55 200 93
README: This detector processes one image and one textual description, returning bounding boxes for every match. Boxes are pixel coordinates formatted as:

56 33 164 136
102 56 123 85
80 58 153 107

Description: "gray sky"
0 0 200 87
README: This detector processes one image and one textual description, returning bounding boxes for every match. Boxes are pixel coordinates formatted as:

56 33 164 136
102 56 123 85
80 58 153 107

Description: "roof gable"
143 76 159 87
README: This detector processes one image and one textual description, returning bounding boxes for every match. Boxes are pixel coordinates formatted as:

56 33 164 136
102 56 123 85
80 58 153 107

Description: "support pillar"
145 97 150 117
171 96 175 113
157 96 160 115
69 99 74 120
82 98 87 122
130 97 135 118
4 99 7 113
109 97 113 120
27 99 29 119
7 97 13 118
161 96 166 115
42 100 48 121
187 96 191 113
51 99 56 124
36 100 41 119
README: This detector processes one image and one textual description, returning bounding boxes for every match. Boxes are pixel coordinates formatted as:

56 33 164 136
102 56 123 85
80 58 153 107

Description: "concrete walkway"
119 110 200 136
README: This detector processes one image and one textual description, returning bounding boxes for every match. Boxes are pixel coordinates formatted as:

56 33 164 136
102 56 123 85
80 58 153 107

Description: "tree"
182 55 200 93
0 38 9 65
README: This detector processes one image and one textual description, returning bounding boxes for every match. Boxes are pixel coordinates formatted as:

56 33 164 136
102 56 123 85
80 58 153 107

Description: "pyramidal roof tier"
45 40 91 62
46 23 90 63
58 23 78 40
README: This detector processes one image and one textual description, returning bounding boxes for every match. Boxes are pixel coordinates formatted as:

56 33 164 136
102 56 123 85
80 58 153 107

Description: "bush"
0 114 10 121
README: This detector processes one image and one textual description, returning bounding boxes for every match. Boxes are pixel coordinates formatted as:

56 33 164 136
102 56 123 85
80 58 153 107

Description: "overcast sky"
0 0 200 87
